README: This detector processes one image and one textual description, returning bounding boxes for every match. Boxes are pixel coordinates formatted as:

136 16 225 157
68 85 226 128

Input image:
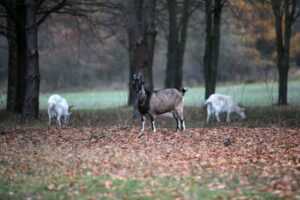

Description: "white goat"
204 94 246 123
48 94 71 127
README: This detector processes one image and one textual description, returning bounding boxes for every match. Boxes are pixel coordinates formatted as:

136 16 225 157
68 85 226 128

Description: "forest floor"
0 107 299 199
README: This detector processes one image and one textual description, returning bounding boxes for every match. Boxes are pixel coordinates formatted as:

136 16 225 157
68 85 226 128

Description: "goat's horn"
69 105 74 111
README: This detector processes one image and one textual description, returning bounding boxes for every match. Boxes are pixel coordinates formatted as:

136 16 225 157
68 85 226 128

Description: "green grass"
0 80 300 110
0 173 282 200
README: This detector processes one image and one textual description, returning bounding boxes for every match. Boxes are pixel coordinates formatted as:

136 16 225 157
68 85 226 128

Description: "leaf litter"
0 125 299 198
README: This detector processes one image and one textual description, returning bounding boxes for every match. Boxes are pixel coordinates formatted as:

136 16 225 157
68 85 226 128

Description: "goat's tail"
204 99 211 106
181 88 187 96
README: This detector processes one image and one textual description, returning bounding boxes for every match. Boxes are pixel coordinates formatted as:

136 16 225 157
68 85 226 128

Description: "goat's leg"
206 114 211 123
206 105 213 123
140 115 145 132
179 116 185 131
149 114 156 133
226 112 231 123
171 112 179 131
172 112 180 131
48 109 52 126
48 114 51 126
181 117 186 131
56 116 61 128
215 112 221 123
177 111 186 131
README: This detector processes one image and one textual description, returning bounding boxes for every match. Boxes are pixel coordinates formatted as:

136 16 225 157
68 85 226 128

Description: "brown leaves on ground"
0 126 299 197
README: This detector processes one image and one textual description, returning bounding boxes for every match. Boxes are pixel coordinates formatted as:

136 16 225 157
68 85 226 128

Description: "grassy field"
20 79 300 110
0 80 299 110
0 80 299 200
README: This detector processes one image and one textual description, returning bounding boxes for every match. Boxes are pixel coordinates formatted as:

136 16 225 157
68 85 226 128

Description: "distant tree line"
0 0 299 120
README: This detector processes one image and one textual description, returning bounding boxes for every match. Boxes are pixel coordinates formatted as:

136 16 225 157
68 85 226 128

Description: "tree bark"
124 0 145 106
165 0 178 89
271 0 298 105
5 0 27 113
6 11 18 112
203 0 213 99
22 0 40 120
176 0 190 90
203 0 223 99
142 0 156 90
165 0 190 90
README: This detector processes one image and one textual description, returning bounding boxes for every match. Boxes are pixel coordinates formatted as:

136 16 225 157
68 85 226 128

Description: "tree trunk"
128 34 136 106
165 0 178 88
271 0 296 105
142 0 156 90
165 0 178 89
124 0 147 119
176 0 190 90
165 0 190 90
6 14 18 112
124 0 145 107
203 0 223 99
22 0 40 120
6 0 27 113
203 0 213 99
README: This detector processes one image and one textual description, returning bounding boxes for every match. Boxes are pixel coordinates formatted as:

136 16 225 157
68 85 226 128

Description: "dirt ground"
0 125 299 197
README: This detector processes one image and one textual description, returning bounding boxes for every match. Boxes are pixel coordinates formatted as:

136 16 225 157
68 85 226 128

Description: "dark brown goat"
130 73 187 132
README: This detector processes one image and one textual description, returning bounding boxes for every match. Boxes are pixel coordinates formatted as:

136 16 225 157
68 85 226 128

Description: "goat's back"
47 94 69 115
48 94 62 104
206 94 239 111
150 88 183 113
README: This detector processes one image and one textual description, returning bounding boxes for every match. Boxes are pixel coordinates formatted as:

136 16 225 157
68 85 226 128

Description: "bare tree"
165 0 191 90
22 0 40 120
0 0 71 114
0 0 122 117
203 0 226 99
123 0 146 106
271 0 299 105
124 0 157 105
141 0 157 90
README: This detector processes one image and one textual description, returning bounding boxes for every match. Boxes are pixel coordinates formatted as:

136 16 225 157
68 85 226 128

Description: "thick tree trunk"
128 31 136 106
165 0 189 90
203 0 223 99
176 0 189 90
142 0 156 90
165 0 178 89
6 15 18 112
124 0 145 107
278 67 288 105
124 0 144 105
6 0 27 113
203 0 213 99
22 0 40 120
271 0 296 105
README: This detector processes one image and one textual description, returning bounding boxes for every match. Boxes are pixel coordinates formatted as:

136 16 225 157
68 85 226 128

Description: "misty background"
0 2 299 92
